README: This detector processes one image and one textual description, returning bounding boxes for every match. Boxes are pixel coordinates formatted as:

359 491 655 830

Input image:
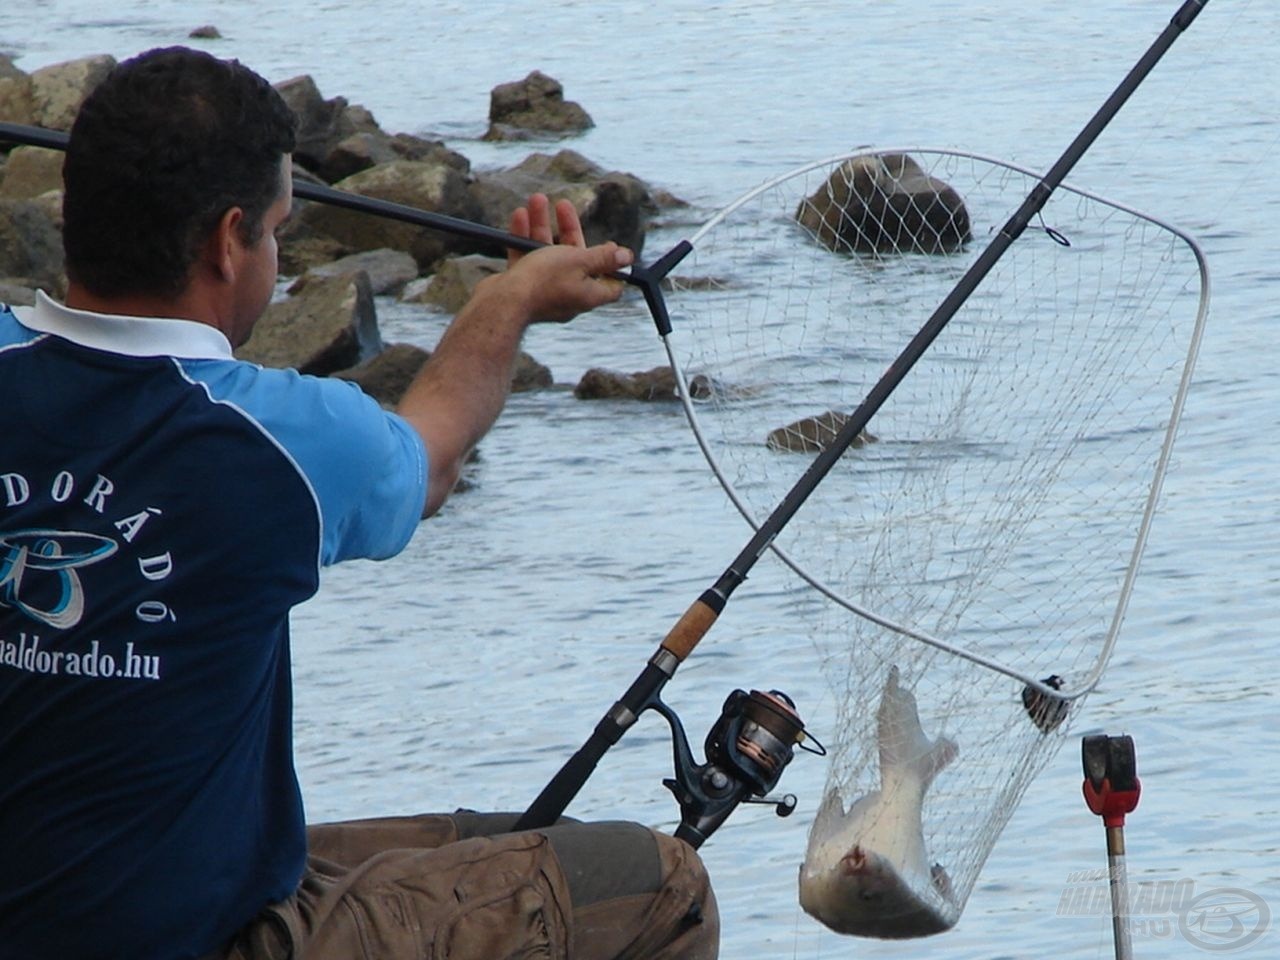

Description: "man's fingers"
554 198 586 248
526 193 553 245
508 205 531 238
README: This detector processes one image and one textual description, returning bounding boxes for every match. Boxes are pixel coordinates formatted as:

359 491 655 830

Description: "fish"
798 665 961 939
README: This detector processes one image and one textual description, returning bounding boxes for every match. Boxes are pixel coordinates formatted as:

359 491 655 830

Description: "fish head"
799 842 958 939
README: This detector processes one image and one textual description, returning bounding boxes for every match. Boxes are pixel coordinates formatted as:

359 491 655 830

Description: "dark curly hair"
62 47 297 298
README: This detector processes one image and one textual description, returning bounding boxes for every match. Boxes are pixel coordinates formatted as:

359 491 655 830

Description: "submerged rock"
574 366 712 402
333 342 430 406
796 153 970 255
484 71 594 141
767 410 876 453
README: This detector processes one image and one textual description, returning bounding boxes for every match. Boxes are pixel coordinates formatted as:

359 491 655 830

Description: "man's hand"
396 192 633 518
502 193 633 323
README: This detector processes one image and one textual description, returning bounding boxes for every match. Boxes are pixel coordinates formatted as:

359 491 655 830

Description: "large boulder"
292 159 486 271
236 271 383 376
273 75 383 181
0 146 65 200
470 150 654 255
0 67 36 129
28 55 116 131
795 153 970 255
484 71 594 141
274 74 471 185
0 198 65 289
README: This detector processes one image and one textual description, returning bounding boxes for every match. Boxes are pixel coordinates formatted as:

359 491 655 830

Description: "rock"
0 54 24 82
277 232 354 278
236 271 383 376
273 76 474 187
766 411 876 453
321 132 400 183
333 341 429 406
0 146 65 200
0 279 39 306
0 62 36 127
273 74 382 182
0 198 65 289
795 153 970 255
470 150 654 255
287 248 419 296
28 55 116 131
574 366 711 402
188 25 222 39
409 254 506 313
333 343 550 405
484 71 594 141
322 130 470 184
296 159 485 270
388 133 471 173
511 352 552 393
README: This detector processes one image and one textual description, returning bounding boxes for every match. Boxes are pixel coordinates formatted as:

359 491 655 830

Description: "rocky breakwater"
0 52 683 415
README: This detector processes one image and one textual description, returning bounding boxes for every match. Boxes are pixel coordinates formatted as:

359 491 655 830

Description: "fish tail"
878 666 958 788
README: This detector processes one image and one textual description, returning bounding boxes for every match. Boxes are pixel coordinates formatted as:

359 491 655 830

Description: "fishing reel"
649 688 824 849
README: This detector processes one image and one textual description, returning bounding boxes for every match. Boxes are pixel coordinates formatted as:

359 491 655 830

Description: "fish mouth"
839 845 874 877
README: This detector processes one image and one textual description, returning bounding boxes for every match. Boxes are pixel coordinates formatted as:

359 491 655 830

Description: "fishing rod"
0 120 684 333
511 0 1209 837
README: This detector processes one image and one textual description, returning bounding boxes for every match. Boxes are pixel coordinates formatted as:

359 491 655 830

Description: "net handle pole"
514 0 1207 832
0 120 677 296
0 121 548 253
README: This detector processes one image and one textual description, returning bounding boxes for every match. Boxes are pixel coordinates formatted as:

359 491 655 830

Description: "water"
4 2 1277 956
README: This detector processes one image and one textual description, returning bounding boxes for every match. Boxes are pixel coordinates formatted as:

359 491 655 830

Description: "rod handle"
659 592 722 662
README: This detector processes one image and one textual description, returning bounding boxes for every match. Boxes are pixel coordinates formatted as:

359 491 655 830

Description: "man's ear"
207 206 246 283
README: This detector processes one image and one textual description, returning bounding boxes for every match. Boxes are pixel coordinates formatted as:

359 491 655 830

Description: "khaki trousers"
221 812 718 960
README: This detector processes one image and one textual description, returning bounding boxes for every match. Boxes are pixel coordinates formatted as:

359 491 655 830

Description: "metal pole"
1083 734 1142 960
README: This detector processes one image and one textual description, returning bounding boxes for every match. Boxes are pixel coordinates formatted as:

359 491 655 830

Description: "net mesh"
663 150 1208 927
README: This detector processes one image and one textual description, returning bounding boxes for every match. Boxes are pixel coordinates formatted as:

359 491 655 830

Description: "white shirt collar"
18 290 234 360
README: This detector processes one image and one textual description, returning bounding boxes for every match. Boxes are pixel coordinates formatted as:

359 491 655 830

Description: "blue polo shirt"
0 293 427 960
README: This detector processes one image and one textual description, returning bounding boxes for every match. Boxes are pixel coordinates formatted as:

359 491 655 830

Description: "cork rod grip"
659 598 719 662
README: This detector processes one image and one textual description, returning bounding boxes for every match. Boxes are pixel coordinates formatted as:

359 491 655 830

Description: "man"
0 47 717 960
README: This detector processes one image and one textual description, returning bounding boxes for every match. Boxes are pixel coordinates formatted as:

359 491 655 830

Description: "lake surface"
4 1 1277 956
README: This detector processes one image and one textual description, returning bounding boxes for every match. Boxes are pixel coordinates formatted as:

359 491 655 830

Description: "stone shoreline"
0 51 689 408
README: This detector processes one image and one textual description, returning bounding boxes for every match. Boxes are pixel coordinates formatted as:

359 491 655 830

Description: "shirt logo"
0 529 118 629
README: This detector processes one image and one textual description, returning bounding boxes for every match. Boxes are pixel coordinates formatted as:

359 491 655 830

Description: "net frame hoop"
664 146 1212 702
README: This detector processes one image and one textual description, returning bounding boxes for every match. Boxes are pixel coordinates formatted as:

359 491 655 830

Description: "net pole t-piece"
1082 734 1142 960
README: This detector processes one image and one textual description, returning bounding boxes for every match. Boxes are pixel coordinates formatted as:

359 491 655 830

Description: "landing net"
661 149 1209 924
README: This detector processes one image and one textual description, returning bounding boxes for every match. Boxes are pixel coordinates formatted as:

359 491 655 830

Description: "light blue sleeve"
182 359 427 565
